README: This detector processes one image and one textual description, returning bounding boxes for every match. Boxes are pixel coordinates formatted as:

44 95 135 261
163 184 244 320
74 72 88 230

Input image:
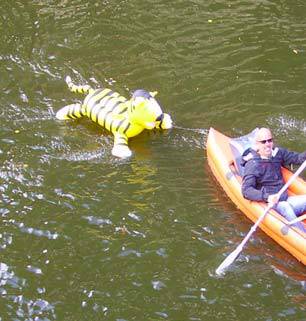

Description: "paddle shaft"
216 159 306 275
287 213 306 225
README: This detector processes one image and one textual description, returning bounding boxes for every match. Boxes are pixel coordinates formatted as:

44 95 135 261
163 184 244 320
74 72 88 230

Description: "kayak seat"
231 151 245 176
229 128 258 176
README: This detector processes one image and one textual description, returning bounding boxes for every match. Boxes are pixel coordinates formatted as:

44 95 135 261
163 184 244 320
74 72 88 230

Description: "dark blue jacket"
241 147 306 202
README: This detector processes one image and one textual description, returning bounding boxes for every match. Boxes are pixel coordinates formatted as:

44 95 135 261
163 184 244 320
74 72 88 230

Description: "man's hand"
267 193 280 207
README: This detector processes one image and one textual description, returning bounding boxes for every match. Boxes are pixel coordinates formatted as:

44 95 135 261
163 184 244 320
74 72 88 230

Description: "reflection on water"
0 262 56 319
0 0 305 320
269 115 306 137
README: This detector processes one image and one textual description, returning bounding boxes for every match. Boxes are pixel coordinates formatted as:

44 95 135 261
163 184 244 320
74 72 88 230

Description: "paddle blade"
215 245 242 275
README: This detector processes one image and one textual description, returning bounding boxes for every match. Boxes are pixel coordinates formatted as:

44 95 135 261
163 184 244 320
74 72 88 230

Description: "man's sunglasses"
257 138 273 144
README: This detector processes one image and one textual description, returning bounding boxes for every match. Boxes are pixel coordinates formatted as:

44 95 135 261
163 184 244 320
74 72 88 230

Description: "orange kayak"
206 127 306 264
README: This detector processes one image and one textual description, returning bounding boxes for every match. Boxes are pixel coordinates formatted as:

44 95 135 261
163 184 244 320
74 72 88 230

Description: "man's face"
255 129 274 158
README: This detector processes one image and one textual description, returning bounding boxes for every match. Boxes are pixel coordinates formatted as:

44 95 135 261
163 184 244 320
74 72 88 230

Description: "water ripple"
0 262 56 319
0 1 305 320
14 221 59 240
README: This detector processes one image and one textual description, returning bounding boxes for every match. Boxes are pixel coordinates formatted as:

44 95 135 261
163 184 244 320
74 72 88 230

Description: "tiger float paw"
160 113 173 129
112 145 132 158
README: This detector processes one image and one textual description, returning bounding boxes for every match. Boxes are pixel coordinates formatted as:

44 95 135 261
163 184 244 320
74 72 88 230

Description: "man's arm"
281 148 306 166
241 161 268 202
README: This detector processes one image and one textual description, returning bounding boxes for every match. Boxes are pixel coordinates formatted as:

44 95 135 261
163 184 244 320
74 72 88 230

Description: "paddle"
216 159 306 276
280 213 306 235
286 213 306 225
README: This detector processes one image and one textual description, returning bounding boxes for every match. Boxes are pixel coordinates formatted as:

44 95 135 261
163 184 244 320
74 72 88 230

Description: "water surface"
0 1 305 320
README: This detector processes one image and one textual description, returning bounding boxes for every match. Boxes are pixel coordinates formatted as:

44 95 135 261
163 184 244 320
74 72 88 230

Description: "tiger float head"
128 89 172 130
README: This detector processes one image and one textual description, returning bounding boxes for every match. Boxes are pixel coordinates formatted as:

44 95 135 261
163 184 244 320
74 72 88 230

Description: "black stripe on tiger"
68 105 79 119
84 88 106 109
89 91 115 122
68 83 92 94
72 104 84 118
90 104 105 123
118 106 128 114
116 136 128 146
108 100 122 113
101 99 123 128
109 119 114 133
97 92 115 110
123 123 130 134
89 90 114 120
96 108 106 126
115 119 125 132
103 110 113 128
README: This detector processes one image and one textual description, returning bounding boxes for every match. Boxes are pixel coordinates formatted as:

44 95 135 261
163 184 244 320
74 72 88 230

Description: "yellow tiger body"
56 76 173 158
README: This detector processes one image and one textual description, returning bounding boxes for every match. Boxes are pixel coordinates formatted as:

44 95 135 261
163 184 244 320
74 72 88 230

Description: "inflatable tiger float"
56 76 173 158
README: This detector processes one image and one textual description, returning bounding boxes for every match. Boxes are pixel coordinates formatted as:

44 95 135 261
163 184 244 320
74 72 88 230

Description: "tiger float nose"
155 114 164 122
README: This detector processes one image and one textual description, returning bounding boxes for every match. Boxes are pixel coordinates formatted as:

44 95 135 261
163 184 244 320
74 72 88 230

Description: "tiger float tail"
56 76 173 158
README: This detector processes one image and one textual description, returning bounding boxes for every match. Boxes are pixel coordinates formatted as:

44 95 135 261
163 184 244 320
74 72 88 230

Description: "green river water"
0 1 305 320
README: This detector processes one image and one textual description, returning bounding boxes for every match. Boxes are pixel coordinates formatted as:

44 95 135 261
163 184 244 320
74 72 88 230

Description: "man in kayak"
241 127 306 233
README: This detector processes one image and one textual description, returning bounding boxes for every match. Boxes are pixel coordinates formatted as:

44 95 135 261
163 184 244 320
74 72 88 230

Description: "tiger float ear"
128 94 161 130
149 91 158 97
